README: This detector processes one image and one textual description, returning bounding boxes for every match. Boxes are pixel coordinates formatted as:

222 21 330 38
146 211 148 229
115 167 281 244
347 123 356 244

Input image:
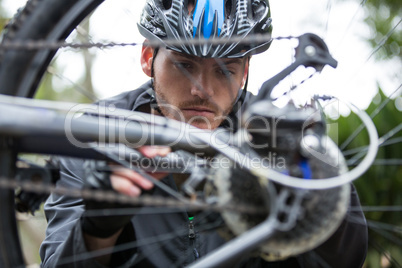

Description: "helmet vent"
162 0 173 10
225 0 233 18
188 0 195 9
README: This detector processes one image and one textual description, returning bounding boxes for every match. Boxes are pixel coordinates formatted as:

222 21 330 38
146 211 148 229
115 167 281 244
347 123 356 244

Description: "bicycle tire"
0 0 103 266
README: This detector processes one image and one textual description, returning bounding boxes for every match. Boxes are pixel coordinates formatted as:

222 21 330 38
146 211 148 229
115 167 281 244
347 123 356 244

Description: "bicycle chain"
0 35 294 51
0 176 265 215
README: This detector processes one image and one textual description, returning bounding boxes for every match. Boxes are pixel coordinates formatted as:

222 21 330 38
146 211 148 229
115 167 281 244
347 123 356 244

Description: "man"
40 0 368 267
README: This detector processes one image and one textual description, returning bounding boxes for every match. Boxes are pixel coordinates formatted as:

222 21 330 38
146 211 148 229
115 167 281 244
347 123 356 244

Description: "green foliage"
335 0 402 263
329 89 402 267
35 63 93 103
0 0 10 33
361 0 402 61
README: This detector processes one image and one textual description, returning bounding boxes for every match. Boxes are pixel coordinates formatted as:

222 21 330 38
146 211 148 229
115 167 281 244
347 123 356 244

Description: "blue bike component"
299 159 312 180
193 0 225 39
279 161 312 180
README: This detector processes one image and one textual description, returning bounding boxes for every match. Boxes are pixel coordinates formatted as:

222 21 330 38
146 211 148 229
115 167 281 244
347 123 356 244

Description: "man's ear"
141 43 154 77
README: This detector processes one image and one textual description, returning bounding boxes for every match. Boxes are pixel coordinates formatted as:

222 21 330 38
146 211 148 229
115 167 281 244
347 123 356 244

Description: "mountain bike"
0 0 400 267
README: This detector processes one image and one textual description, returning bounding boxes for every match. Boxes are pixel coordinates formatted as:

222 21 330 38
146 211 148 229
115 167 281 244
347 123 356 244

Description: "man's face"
150 48 249 130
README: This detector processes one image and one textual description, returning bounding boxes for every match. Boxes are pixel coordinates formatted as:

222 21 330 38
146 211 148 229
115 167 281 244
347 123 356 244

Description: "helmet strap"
219 72 248 130
149 48 165 116
231 73 248 115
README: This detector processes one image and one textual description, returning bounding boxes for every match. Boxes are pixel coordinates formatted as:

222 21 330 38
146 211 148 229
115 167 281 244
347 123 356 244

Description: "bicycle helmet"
138 0 273 58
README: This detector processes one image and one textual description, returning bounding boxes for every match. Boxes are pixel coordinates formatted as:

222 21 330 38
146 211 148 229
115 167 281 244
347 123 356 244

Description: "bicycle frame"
0 33 377 267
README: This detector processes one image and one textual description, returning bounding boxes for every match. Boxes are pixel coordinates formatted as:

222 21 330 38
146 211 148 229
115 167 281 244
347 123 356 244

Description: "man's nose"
190 72 214 99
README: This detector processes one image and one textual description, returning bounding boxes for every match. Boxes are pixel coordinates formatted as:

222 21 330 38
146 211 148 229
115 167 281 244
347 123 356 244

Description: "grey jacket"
40 81 368 267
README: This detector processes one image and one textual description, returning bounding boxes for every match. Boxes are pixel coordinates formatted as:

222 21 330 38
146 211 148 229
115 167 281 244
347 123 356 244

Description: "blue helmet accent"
192 0 225 39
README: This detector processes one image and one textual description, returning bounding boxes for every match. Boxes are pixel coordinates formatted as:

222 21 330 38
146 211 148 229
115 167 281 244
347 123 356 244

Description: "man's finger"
111 168 154 189
110 174 143 197
139 146 171 158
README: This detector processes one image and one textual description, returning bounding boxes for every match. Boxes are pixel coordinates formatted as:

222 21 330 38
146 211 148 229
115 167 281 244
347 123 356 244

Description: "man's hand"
110 146 171 197
81 146 171 265
82 145 172 239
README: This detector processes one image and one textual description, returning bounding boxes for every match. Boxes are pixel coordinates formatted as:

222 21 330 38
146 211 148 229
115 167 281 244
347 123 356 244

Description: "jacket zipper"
188 220 200 259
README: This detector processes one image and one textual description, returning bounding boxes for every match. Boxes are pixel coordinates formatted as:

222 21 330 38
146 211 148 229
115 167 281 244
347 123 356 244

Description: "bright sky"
3 0 401 113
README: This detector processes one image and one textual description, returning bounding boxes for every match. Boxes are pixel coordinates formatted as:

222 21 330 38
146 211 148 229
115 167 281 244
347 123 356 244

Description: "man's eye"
218 68 234 77
174 62 192 69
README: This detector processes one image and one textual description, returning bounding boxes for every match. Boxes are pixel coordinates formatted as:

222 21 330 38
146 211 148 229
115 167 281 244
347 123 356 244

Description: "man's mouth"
181 106 216 117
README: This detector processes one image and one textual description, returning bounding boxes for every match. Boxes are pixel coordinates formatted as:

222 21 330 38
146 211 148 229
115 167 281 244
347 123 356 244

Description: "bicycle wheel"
0 0 103 266
0 0 400 267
